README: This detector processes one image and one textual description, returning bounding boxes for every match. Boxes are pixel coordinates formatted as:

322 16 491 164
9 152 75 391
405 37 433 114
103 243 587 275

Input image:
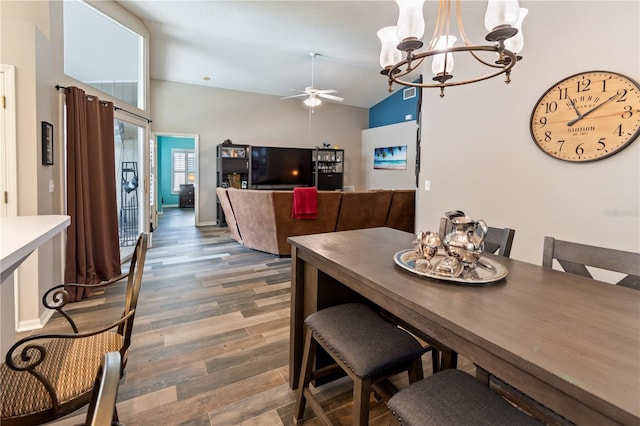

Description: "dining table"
287 227 640 425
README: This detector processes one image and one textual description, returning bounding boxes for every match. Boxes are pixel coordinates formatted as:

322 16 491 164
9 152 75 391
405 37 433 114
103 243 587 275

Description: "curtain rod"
55 84 152 123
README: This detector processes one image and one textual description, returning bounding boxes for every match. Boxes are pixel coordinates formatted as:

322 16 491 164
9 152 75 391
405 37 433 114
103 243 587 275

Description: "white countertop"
1 215 70 282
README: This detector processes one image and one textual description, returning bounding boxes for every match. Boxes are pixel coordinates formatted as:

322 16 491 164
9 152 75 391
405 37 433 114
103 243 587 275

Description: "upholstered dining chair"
85 351 122 426
387 369 542 425
0 232 148 426
294 303 425 426
542 236 640 290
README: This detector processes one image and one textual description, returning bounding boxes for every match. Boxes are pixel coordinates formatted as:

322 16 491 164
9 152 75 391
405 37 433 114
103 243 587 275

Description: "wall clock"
530 71 640 162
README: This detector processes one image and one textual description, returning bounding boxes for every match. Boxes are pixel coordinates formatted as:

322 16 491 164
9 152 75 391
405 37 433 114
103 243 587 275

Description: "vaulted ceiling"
115 0 490 109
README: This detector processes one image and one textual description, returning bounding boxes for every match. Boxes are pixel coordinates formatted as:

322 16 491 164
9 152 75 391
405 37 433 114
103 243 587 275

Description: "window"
172 149 196 193
63 0 144 109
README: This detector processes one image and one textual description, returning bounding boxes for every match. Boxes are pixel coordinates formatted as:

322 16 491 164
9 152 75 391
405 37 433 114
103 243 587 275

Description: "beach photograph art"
374 145 407 170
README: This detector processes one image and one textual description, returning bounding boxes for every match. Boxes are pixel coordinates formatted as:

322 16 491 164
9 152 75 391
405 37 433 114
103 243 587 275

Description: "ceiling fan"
282 52 344 107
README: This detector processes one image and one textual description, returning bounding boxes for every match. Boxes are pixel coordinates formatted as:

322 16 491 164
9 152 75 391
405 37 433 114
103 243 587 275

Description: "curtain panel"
64 86 121 301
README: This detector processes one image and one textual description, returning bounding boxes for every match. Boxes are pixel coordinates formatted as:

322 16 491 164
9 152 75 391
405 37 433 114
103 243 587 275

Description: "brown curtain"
64 86 121 301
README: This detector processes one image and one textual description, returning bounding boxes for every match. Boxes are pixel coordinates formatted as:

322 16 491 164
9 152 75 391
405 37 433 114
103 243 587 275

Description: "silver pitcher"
441 210 488 265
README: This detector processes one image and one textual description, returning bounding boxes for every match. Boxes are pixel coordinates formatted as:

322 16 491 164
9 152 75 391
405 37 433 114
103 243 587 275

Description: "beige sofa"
217 188 415 256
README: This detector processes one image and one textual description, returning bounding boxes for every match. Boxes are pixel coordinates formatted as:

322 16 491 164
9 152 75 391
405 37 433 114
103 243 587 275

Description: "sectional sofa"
216 187 415 256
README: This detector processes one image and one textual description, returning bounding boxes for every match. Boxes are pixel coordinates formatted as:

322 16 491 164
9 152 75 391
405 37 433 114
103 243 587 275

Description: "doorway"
154 133 199 225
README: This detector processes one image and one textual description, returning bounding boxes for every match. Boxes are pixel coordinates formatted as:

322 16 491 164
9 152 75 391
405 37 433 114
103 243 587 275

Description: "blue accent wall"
369 85 419 128
157 135 195 211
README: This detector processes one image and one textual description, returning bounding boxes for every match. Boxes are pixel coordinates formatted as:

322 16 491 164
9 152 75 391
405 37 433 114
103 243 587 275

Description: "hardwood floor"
36 208 471 425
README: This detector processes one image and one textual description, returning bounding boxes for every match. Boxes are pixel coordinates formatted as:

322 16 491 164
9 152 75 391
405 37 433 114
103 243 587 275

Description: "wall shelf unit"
314 147 344 191
216 144 249 226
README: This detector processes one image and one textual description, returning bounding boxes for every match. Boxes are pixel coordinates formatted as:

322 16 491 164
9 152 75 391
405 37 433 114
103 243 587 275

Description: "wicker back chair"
0 232 148 425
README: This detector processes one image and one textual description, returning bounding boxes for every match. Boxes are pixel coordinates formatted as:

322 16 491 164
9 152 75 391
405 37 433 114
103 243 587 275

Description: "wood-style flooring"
33 207 472 425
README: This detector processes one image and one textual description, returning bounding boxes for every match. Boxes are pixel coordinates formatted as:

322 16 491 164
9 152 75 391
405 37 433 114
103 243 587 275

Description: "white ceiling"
115 0 490 109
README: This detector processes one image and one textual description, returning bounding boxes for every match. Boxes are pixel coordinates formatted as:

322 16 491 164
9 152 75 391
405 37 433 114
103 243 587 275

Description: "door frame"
153 132 200 225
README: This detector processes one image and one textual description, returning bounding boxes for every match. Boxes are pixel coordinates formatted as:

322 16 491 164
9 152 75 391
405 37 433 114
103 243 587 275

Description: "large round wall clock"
530 71 640 162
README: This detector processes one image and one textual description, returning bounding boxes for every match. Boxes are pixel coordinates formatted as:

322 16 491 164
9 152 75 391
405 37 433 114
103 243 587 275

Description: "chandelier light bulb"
304 96 321 107
504 8 528 54
485 0 520 32
431 35 456 76
377 26 402 68
395 0 426 42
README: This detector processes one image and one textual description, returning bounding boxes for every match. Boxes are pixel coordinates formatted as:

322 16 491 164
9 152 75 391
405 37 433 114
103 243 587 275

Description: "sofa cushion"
216 187 242 243
272 191 342 254
226 189 342 256
335 190 393 231
386 189 415 233
227 189 278 254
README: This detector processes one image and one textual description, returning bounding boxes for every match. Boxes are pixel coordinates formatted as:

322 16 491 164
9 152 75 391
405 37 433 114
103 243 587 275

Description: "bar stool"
294 303 425 426
387 369 542 425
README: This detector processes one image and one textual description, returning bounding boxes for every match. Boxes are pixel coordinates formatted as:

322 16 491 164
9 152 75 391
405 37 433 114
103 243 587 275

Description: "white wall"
150 79 369 225
417 0 640 265
362 121 417 190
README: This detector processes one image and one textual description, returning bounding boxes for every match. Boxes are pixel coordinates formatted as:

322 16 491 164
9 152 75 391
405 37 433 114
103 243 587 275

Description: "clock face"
530 71 640 162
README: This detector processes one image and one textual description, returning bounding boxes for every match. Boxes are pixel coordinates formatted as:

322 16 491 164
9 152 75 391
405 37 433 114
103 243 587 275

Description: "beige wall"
1 1 64 336
0 0 149 343
417 0 640 265
150 79 368 225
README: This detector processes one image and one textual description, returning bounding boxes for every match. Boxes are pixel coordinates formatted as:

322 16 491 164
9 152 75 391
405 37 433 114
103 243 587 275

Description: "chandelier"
378 0 528 97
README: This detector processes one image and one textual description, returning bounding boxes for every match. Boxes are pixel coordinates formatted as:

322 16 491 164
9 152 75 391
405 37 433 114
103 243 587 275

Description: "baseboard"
197 221 217 227
16 309 54 332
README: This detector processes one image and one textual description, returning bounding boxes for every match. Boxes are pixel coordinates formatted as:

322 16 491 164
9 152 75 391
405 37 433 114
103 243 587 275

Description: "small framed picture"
42 121 53 165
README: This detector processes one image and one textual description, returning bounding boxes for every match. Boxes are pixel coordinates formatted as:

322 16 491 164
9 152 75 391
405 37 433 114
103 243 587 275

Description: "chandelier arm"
388 45 517 89
468 47 517 68
455 0 474 45
428 0 445 50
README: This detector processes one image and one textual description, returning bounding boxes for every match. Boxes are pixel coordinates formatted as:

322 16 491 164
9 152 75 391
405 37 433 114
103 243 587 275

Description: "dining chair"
294 303 425 426
542 236 640 290
0 232 148 426
387 369 542 425
85 351 122 426
474 236 640 425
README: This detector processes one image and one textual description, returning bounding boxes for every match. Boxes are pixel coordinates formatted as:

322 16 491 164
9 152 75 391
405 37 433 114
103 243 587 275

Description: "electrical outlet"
424 180 431 191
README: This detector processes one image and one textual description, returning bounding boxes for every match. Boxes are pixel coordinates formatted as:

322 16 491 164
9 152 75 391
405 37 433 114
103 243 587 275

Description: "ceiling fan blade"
316 89 337 94
281 93 309 100
318 93 344 102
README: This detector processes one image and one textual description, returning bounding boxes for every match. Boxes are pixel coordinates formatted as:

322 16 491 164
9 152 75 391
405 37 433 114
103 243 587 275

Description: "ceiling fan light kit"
378 0 528 97
281 52 344 108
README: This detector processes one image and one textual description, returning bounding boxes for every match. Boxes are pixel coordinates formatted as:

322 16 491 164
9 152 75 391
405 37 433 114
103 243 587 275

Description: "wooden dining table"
287 227 640 425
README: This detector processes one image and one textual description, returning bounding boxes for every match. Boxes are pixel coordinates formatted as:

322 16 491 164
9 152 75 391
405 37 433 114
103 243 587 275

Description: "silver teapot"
441 210 488 265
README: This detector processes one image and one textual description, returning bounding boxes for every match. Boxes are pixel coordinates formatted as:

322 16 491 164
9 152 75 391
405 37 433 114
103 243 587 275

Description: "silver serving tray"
393 249 508 284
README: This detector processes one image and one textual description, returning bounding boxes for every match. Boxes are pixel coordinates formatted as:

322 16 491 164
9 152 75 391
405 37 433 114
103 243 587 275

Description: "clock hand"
567 94 619 126
567 96 583 119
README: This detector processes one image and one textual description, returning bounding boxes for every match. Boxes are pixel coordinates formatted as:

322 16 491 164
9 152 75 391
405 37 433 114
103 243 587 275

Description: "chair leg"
408 357 424 384
294 331 316 424
431 347 439 374
352 377 372 426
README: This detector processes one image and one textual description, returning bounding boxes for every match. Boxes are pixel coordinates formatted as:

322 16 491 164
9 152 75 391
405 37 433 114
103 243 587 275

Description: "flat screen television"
250 146 314 189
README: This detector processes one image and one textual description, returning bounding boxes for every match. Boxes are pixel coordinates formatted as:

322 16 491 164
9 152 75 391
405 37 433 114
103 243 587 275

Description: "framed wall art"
374 145 407 170
42 121 54 165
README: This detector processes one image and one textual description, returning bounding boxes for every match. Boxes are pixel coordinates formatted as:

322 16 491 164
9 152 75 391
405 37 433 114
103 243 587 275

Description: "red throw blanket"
292 187 318 220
